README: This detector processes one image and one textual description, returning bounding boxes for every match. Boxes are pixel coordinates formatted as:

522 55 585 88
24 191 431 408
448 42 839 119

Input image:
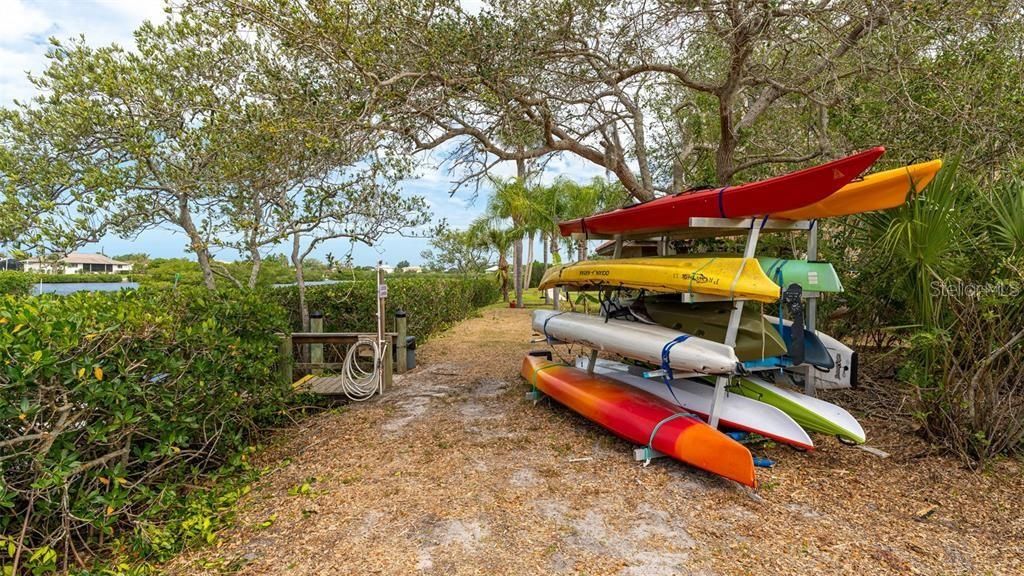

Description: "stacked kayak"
537 256 781 302
524 150 943 486
558 147 886 237
522 355 757 487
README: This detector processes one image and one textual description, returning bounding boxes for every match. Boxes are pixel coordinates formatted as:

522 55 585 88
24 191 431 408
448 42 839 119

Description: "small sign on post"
378 283 389 299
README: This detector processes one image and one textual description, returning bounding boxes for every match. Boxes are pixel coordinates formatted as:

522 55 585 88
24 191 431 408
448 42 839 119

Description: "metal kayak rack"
566 216 822 432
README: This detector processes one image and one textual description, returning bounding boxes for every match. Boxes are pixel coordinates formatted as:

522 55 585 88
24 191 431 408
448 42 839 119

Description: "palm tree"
486 177 533 306
857 161 967 327
535 176 630 263
469 216 518 303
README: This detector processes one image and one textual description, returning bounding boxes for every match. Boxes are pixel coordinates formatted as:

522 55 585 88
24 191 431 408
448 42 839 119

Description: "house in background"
593 239 660 258
1 258 23 271
23 252 132 275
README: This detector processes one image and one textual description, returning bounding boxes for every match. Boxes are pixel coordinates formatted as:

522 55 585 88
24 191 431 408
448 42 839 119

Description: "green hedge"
0 289 290 572
275 274 500 338
0 271 33 296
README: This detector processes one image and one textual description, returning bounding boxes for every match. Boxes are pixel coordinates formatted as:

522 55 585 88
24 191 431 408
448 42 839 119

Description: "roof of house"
24 252 129 266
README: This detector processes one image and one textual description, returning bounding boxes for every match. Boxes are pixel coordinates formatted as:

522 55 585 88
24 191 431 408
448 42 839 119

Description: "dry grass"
165 306 1024 575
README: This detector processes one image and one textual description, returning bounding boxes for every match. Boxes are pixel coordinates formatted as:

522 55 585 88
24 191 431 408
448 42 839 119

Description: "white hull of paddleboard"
533 310 740 375
576 357 815 450
764 315 857 389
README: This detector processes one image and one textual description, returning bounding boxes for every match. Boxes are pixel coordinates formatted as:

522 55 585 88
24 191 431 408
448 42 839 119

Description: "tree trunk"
290 230 309 332
523 231 535 290
247 244 262 290
514 157 526 307
499 252 509 303
541 232 549 301
550 234 561 264
513 237 523 306
177 197 216 290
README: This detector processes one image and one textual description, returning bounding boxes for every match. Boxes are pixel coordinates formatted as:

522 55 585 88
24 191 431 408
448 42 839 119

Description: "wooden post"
278 333 293 386
612 234 623 259
309 311 324 375
395 310 408 374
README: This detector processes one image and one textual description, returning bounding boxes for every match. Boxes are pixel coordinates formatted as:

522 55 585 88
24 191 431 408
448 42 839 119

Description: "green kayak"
726 375 866 444
757 257 843 293
640 297 788 362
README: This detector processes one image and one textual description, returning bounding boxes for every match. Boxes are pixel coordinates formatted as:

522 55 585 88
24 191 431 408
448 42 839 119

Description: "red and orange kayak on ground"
557 147 885 238
521 354 756 487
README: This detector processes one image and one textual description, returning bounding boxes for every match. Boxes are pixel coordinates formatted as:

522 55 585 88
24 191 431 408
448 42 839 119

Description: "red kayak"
559 147 885 237
521 355 756 487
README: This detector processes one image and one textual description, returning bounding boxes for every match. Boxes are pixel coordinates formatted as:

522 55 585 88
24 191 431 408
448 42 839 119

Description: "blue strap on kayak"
541 312 565 344
717 186 730 217
659 335 691 406
660 335 691 383
643 411 697 465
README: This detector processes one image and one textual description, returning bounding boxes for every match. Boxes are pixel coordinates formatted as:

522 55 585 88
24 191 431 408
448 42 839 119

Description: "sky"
0 0 602 267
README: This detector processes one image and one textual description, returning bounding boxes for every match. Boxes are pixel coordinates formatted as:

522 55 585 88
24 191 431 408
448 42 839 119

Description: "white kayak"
764 315 858 389
533 310 740 375
577 357 815 451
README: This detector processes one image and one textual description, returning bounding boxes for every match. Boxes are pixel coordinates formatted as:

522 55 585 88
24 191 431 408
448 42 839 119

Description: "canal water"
30 282 139 296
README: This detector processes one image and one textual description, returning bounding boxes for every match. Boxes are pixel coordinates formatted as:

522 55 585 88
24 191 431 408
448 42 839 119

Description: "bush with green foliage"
0 271 33 296
139 257 329 290
902 293 1024 462
0 289 291 572
818 163 1024 461
275 274 500 338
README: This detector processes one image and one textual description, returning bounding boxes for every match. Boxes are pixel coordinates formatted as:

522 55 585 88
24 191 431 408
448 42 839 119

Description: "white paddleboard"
577 357 814 450
533 310 740 375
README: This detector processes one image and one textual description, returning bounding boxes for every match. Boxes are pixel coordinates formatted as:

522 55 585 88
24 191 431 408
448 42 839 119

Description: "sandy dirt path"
168 306 1023 575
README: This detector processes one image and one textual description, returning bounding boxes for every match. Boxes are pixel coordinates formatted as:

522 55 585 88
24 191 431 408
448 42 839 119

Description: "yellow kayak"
775 159 942 220
538 257 781 303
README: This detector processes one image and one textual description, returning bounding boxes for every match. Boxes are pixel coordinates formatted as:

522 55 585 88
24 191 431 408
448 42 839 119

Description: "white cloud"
0 0 168 105
0 0 51 42
459 0 486 15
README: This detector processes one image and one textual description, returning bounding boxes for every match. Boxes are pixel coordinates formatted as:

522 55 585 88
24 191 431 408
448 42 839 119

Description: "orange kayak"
521 355 756 487
775 159 942 220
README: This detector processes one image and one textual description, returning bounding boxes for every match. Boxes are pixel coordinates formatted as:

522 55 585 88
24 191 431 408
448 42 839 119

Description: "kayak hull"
728 375 866 444
559 147 885 237
641 298 788 362
775 159 942 220
579 357 814 451
522 355 757 486
532 309 741 375
537 257 781 303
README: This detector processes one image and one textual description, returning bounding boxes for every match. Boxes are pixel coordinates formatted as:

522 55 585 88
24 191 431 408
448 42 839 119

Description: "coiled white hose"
340 339 385 401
